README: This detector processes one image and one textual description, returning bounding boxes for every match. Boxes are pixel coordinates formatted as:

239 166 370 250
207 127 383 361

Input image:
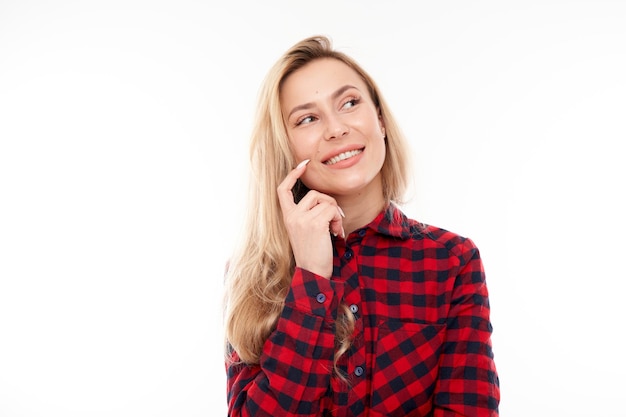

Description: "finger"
296 189 338 211
308 200 344 238
297 191 345 234
329 211 345 239
277 159 310 211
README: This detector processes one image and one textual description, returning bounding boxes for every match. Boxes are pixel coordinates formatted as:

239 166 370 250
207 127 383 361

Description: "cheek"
301 164 321 185
288 134 318 160
373 135 387 164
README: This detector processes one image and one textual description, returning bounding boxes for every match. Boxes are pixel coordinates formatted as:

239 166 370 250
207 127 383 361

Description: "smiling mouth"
324 148 364 165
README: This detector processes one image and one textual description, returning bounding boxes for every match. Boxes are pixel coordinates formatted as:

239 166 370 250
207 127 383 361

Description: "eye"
342 97 360 109
295 115 317 126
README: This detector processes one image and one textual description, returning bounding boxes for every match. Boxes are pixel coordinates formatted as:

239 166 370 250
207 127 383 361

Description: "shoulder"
389 205 479 264
381 204 481 261
417 223 480 264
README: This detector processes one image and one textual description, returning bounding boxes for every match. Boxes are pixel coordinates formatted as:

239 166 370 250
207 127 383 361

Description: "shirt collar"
366 203 420 240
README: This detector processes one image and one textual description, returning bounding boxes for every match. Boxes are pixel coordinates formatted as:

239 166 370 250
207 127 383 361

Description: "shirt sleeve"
226 268 339 416
434 238 500 416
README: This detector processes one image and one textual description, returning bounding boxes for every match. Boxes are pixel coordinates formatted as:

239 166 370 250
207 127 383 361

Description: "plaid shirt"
227 204 500 416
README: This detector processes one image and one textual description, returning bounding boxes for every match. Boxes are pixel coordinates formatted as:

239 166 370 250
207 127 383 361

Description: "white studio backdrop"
1 1 624 416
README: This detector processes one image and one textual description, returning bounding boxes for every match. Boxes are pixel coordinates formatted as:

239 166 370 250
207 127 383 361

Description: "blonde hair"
223 35 412 370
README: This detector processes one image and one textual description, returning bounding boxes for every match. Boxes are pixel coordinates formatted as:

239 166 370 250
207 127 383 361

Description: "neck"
334 177 386 236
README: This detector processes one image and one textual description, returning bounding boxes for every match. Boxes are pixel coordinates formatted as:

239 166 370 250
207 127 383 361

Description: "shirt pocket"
370 320 446 417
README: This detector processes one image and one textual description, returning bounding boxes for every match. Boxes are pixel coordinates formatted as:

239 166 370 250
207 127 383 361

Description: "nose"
324 114 349 140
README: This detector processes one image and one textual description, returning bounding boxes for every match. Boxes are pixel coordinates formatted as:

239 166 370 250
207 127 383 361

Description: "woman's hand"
277 159 344 279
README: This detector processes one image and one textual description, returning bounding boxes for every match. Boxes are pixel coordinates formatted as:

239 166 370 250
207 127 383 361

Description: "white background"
1 1 625 416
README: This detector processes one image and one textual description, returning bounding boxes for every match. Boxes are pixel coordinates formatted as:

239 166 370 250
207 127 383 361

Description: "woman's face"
280 58 386 200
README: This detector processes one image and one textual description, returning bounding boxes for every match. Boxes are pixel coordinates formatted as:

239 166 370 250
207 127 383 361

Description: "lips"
324 148 364 165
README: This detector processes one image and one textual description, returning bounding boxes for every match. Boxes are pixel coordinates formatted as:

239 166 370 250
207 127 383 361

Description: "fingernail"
337 206 345 218
296 159 310 169
341 227 346 239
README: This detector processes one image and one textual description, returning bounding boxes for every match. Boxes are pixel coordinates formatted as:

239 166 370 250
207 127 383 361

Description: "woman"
223 35 500 416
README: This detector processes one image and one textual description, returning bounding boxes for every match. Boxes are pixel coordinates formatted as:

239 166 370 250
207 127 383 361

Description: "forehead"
280 58 368 104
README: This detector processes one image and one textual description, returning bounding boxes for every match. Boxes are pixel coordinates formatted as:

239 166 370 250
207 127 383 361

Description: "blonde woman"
223 35 500 416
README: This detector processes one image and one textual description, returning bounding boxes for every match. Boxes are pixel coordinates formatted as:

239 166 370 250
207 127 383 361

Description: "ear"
378 112 386 137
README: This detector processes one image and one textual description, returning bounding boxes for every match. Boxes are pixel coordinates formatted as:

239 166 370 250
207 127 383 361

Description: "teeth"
325 149 363 165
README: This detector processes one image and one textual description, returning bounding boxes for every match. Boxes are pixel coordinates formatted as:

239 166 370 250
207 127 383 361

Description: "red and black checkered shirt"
227 204 500 416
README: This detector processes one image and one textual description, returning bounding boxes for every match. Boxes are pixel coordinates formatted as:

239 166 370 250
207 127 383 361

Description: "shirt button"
358 229 366 237
343 250 353 260
354 366 364 377
316 293 326 303
349 304 359 314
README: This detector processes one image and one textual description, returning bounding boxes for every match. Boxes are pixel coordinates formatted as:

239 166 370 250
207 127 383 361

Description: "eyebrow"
287 84 359 119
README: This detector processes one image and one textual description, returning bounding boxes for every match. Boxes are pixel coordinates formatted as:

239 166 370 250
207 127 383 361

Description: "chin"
303 170 380 197
321 181 372 197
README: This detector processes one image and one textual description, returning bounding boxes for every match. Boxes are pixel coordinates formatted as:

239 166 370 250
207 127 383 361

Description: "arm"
226 268 339 417
434 239 500 416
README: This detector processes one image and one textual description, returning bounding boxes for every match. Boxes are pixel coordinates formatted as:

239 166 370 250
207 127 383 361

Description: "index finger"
277 159 310 210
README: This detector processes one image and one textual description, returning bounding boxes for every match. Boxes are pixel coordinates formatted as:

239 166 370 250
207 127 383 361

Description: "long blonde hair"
223 35 412 367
